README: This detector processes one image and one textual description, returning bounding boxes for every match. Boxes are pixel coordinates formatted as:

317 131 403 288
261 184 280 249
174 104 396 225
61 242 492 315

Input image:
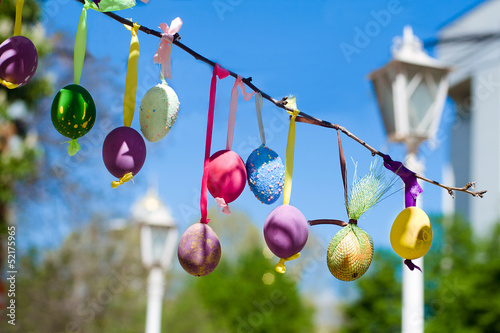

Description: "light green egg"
139 82 180 143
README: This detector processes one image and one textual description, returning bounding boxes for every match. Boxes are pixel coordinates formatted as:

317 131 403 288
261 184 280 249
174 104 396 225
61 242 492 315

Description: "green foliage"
164 246 315 333
340 215 500 333
339 249 402 333
0 0 54 229
2 212 315 333
1 219 148 333
0 0 42 27
425 217 500 333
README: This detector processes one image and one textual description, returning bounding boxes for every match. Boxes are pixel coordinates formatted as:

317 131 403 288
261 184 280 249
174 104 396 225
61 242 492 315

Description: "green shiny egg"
51 84 96 139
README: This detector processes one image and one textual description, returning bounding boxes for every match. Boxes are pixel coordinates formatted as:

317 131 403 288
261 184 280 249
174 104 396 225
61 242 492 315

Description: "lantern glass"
408 65 450 140
409 79 433 131
150 225 171 264
372 71 396 136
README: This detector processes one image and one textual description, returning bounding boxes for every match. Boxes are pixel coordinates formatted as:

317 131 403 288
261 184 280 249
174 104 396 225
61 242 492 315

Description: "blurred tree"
425 217 500 333
1 217 148 333
0 0 53 281
339 215 500 333
0 0 53 220
165 209 315 333
0 209 315 332
164 246 315 333
338 249 402 333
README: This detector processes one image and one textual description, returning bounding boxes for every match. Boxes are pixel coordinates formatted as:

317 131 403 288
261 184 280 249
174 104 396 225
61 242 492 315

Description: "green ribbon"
74 6 88 85
68 139 81 156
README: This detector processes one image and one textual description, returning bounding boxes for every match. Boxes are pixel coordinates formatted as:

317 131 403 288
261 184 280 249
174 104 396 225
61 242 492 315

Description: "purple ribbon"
382 154 422 208
404 259 422 272
383 154 424 272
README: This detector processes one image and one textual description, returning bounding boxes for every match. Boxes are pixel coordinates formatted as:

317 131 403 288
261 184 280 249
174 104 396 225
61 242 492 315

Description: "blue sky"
25 0 486 291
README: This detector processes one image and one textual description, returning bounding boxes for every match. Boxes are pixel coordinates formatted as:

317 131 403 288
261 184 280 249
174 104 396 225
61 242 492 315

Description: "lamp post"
368 26 451 333
132 188 178 333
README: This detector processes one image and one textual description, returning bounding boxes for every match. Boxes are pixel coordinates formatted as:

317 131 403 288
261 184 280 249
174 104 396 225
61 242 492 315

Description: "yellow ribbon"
0 79 19 89
283 97 300 206
14 0 24 36
275 252 301 274
111 172 134 188
123 22 141 127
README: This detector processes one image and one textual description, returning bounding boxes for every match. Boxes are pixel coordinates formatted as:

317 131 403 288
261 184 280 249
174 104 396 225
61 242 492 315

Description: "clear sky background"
19 0 486 303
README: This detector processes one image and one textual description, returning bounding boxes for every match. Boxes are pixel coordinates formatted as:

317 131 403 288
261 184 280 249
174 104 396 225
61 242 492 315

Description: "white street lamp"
368 26 451 333
132 188 178 333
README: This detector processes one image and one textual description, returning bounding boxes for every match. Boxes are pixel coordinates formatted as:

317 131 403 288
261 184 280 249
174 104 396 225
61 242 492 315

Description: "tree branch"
72 0 487 199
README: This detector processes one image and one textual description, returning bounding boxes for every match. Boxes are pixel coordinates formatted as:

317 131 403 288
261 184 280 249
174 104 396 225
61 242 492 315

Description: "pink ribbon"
226 75 255 150
153 17 182 80
200 64 230 224
215 197 231 215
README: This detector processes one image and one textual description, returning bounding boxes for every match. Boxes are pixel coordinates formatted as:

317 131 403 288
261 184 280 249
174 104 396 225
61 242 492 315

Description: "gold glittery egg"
327 224 374 281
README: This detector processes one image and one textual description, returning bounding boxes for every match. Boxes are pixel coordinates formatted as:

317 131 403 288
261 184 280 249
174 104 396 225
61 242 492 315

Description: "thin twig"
72 0 487 199
414 176 487 198
308 219 348 227
294 116 487 198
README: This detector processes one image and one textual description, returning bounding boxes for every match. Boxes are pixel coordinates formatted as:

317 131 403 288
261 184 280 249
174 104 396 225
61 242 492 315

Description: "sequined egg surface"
246 146 284 204
139 83 180 142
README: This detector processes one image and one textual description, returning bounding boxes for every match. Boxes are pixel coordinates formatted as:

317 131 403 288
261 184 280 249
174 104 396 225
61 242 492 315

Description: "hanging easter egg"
178 223 221 276
208 150 247 207
0 36 38 89
390 206 432 260
264 205 309 259
102 126 146 181
327 224 374 281
139 82 180 142
51 84 96 139
246 145 285 204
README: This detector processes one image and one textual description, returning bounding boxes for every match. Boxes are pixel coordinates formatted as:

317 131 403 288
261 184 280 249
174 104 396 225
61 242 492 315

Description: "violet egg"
0 36 38 88
264 204 309 259
102 126 146 178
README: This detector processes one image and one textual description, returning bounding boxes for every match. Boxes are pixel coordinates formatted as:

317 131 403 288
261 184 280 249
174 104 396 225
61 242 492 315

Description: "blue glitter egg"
246 145 285 204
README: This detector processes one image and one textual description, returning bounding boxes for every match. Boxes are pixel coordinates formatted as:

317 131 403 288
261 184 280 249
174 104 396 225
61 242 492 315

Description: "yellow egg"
390 207 432 259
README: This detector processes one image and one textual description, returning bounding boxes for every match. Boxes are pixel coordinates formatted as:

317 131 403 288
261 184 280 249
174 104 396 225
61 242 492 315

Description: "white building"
437 0 500 235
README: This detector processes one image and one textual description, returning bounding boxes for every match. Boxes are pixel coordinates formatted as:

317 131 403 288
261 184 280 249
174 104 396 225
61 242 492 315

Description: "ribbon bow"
0 79 18 89
153 18 183 80
111 172 134 188
275 253 301 274
215 197 231 215
381 153 423 208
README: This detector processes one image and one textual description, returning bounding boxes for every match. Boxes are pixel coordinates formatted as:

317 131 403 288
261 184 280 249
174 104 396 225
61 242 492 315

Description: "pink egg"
264 205 309 258
0 36 38 88
178 223 221 276
208 150 247 204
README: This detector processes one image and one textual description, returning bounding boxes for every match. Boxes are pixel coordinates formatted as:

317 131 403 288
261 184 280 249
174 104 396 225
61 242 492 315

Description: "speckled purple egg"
102 126 146 178
264 205 309 259
0 36 38 88
178 223 221 277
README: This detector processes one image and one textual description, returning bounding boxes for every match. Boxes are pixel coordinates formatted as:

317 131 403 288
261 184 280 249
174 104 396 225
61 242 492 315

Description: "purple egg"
102 126 146 178
178 223 221 276
0 36 38 88
264 205 309 258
